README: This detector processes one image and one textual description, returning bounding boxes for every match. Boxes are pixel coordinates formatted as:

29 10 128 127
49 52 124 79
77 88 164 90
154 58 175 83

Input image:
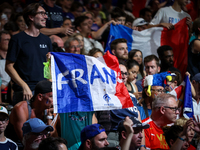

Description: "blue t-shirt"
6 31 52 91
0 138 18 150
110 94 139 131
137 105 152 120
136 79 143 92
42 3 63 28
110 107 139 131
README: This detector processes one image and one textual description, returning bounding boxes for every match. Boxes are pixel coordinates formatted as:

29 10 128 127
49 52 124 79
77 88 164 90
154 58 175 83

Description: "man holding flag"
50 51 133 150
148 0 192 29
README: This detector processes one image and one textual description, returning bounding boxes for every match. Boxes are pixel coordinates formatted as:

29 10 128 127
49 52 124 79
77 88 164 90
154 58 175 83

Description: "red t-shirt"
188 144 196 150
142 117 169 150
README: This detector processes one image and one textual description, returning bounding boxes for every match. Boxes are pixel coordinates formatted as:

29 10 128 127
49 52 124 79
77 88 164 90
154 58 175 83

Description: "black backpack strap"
27 101 32 119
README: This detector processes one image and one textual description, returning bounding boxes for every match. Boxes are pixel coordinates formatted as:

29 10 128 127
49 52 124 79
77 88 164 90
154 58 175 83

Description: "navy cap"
192 73 200 83
34 80 52 96
81 124 105 143
78 124 105 150
22 118 54 135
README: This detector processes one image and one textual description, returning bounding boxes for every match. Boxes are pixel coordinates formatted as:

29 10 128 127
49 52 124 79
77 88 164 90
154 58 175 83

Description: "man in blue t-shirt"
6 3 52 105
40 0 74 37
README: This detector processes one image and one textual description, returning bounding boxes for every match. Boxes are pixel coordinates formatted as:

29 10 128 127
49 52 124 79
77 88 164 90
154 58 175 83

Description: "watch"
47 115 54 120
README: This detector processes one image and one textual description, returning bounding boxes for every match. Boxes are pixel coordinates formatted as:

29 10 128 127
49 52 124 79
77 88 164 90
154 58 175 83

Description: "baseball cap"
78 124 105 150
133 18 148 27
34 80 52 96
118 116 149 132
0 106 8 117
192 73 200 83
22 118 54 135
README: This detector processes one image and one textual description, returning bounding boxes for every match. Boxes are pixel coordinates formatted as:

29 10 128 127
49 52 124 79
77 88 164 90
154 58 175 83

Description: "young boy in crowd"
0 105 18 150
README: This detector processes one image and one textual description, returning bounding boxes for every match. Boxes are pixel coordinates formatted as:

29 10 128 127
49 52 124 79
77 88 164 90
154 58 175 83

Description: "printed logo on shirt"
169 17 180 24
40 44 47 48
156 134 169 149
46 12 63 21
128 106 138 113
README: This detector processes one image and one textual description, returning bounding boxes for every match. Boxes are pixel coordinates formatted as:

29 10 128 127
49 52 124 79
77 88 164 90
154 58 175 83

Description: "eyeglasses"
121 71 128 76
33 131 50 139
36 11 47 17
69 45 81 49
151 89 165 93
164 106 180 112
0 118 8 124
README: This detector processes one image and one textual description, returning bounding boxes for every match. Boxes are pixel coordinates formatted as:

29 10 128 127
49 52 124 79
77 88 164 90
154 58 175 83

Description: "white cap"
0 106 8 116
133 18 148 27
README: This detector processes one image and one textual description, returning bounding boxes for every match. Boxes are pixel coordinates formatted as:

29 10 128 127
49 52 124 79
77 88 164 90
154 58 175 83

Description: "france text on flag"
51 51 133 113
105 18 189 78
183 76 194 119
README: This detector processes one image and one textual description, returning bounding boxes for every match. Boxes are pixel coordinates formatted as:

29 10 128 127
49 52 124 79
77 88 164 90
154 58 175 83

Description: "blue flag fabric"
51 52 133 113
105 24 133 53
183 76 194 119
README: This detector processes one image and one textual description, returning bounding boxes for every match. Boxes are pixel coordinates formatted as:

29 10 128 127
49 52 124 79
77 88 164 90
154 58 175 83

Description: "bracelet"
178 99 183 102
47 115 54 120
140 145 146 149
178 136 185 141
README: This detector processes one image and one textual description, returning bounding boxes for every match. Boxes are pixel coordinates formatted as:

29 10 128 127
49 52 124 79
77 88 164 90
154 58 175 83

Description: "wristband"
47 115 54 120
178 136 185 141
140 145 146 149
178 99 183 102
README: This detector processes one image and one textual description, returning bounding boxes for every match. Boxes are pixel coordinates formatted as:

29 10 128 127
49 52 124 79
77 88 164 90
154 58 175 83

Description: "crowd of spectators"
0 0 200 150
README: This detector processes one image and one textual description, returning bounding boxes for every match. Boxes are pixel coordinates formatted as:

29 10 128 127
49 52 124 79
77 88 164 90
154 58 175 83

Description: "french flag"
169 75 193 119
51 51 133 113
183 76 193 119
105 18 189 78
169 82 185 100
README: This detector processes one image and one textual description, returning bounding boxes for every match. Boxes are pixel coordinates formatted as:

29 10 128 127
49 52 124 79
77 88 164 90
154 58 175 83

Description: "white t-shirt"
0 59 11 86
83 37 104 54
150 6 191 25
192 98 200 119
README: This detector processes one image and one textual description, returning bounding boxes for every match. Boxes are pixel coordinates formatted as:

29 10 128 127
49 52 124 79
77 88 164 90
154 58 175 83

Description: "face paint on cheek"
46 99 49 104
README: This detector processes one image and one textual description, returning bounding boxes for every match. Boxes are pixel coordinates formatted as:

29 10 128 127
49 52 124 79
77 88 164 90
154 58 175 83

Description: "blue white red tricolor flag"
183 76 194 119
169 82 185 100
51 51 133 113
105 18 189 78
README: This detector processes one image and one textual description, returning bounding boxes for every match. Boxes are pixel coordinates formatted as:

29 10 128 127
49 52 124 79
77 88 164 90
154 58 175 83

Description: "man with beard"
22 118 54 150
157 45 180 73
111 38 128 63
5 80 60 150
142 93 180 149
136 55 161 92
5 3 52 105
78 124 109 150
